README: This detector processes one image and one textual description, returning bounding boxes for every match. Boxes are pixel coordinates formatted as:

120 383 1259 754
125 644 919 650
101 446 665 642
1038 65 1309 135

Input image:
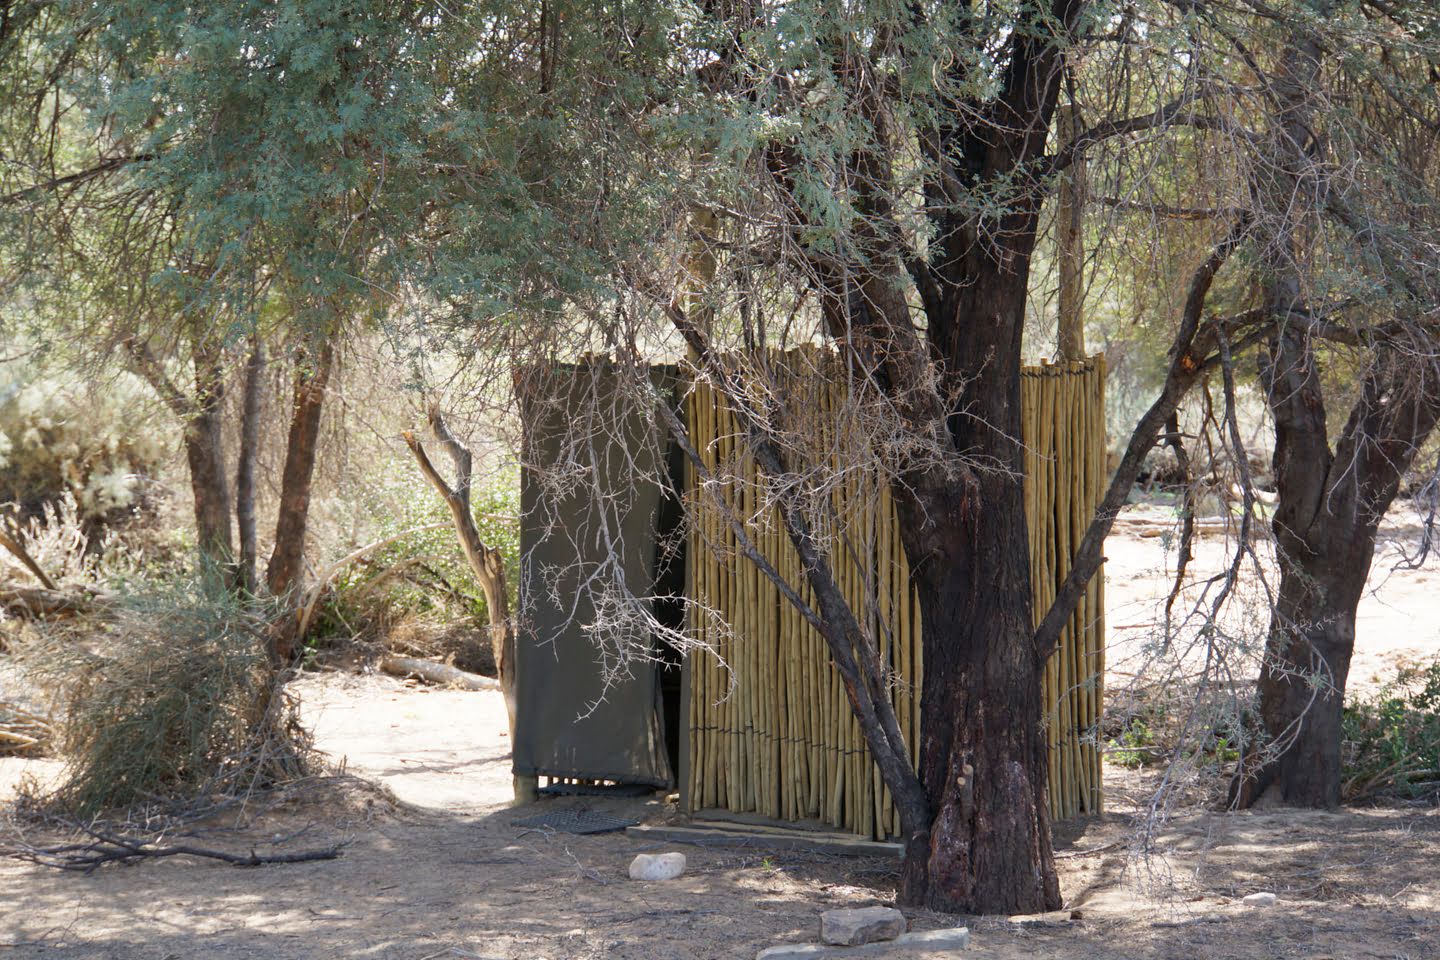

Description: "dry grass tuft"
11 582 315 817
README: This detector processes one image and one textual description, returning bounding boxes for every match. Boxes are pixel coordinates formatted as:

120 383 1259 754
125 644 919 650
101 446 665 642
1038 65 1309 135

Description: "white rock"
756 946 828 959
1242 892 1277 907
892 927 971 950
628 851 686 881
755 926 969 959
820 906 907 946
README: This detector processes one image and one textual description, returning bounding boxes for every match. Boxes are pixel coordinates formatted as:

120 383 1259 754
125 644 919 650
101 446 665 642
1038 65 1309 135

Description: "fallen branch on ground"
0 701 54 755
0 584 103 617
8 827 346 873
379 656 500 691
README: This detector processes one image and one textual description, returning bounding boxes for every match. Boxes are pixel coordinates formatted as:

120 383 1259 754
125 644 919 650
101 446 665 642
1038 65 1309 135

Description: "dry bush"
0 700 53 756
0 366 169 529
382 618 496 675
11 583 314 817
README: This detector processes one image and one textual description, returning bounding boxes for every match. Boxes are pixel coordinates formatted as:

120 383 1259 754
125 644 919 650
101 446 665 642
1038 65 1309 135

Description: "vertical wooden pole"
1057 102 1087 362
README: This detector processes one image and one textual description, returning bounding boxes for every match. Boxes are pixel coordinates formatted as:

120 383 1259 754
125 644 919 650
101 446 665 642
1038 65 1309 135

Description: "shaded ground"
3 669 1436 959
2 517 1439 959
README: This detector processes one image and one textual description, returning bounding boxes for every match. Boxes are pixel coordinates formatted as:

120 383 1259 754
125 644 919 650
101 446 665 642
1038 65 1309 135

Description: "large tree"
608 1 1264 912
1224 1 1440 807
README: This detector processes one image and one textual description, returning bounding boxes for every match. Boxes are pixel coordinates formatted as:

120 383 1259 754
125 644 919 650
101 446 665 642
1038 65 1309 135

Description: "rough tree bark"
885 1 1084 910
266 337 335 658
126 335 233 579
235 339 265 596
1057 100 1087 363
1236 341 1440 807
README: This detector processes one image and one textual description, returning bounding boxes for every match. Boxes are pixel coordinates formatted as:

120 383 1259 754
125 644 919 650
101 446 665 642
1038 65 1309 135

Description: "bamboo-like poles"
684 353 1106 836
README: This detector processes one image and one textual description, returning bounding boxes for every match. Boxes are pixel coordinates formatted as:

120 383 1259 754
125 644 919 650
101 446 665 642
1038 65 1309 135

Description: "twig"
0 530 57 590
10 827 346 873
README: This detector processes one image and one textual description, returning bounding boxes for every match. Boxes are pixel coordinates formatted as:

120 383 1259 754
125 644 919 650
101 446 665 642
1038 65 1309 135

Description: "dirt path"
4 669 1436 959
3 521 1439 958
1104 505 1440 693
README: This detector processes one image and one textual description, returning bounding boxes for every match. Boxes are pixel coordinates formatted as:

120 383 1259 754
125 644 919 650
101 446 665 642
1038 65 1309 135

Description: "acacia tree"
1 0 481 618
0 5 254 579
1219 1 1440 807
587 0 1439 909
587 2 1272 912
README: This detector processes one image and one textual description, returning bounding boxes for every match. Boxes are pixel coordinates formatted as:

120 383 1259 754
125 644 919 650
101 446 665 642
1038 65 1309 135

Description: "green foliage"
20 0 686 346
1343 660 1440 802
1107 718 1158 769
15 579 312 816
308 455 520 644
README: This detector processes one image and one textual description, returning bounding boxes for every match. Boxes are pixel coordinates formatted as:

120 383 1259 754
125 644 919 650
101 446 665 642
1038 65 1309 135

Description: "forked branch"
404 410 515 730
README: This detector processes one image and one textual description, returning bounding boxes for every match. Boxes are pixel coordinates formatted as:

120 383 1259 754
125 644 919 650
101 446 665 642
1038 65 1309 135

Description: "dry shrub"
13 583 314 817
0 368 169 527
0 700 53 756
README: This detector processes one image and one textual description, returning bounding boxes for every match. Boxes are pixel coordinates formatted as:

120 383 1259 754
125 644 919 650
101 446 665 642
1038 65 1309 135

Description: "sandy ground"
1103 504 1440 694
2 518 1439 959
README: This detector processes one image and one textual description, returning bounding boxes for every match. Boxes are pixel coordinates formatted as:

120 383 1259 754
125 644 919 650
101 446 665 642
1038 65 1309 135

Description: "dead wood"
378 656 500 691
403 408 515 731
8 827 345 872
0 530 57 590
0 701 54 755
0 583 102 617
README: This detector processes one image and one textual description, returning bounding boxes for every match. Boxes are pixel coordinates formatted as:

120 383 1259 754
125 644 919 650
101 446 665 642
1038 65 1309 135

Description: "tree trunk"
1242 559 1362 807
186 345 234 582
903 516 1059 912
124 335 234 581
403 412 517 736
1056 101 1086 362
894 274 1060 915
266 338 335 645
1237 345 1440 807
235 339 265 596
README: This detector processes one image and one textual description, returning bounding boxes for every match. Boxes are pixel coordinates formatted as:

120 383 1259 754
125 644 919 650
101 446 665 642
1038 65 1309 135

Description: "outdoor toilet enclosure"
513 354 1107 839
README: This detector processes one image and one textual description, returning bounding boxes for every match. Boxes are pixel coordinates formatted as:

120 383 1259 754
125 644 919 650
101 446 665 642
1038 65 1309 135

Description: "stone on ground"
1242 891 1277 907
756 946 828 959
890 928 970 949
627 851 686 881
756 926 969 959
820 906 907 946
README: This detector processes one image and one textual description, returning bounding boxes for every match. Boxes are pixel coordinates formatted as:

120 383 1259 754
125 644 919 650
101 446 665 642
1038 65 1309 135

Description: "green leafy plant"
1107 718 1157 769
305 454 520 667
1342 660 1440 802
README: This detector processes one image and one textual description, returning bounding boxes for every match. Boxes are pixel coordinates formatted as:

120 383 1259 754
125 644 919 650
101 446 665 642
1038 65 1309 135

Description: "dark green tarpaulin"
512 364 675 788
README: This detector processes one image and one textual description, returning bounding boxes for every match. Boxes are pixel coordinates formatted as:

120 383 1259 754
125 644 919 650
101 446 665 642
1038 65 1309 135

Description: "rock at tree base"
756 927 969 958
820 907 907 946
628 852 686 881
1242 892 1277 907
890 929 970 950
